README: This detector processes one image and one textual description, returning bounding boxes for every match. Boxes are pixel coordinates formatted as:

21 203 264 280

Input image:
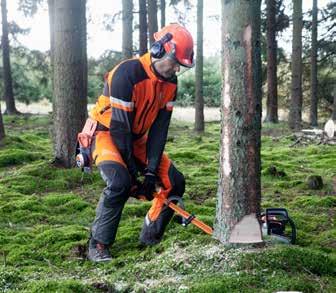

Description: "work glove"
136 170 157 201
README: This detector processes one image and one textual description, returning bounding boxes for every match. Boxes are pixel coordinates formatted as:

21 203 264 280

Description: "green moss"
292 195 336 209
0 116 335 291
26 279 94 293
239 246 336 276
0 268 23 291
0 149 43 167
318 230 336 253
189 272 321 293
43 193 80 206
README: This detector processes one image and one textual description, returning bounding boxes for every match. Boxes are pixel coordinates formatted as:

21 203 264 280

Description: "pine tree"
310 0 318 127
194 0 204 132
52 0 87 167
0 104 5 141
139 0 148 56
214 0 262 244
160 0 165 28
122 0 133 59
1 0 19 114
264 0 278 123
148 0 158 45
289 0 303 130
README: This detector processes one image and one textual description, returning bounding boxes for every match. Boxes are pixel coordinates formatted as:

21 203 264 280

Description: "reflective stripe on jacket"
90 52 177 175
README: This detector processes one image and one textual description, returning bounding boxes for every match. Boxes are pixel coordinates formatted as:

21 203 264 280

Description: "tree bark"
47 0 55 90
264 0 278 123
332 88 336 121
310 0 318 127
214 0 262 244
194 0 204 132
48 0 56 146
148 0 158 45
160 0 165 28
139 0 148 56
289 0 303 130
52 0 87 168
80 0 88 100
0 104 5 141
122 0 133 59
1 0 19 114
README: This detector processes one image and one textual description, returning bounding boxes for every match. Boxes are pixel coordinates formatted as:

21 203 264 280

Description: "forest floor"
0 114 335 292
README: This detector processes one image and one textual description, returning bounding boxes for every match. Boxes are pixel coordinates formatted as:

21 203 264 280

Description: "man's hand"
137 170 156 201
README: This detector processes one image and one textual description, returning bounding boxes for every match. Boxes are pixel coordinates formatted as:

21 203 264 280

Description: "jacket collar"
139 53 158 81
139 52 177 83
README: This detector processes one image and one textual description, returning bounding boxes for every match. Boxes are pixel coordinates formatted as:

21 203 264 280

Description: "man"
88 23 194 262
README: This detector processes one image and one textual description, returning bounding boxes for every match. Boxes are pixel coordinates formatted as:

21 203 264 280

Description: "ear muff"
150 32 173 59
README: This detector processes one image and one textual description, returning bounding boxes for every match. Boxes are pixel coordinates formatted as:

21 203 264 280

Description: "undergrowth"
0 115 335 292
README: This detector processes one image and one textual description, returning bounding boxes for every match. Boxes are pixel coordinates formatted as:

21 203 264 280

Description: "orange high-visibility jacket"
90 53 177 176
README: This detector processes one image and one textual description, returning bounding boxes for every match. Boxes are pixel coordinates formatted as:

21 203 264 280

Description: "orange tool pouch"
75 118 98 172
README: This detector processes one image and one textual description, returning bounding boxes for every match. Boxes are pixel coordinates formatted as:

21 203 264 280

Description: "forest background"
1 0 334 112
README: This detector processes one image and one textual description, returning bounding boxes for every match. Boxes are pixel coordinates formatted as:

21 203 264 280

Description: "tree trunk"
160 0 165 28
139 0 148 56
1 0 18 115
48 0 56 146
122 0 133 59
289 0 303 130
47 0 55 90
80 0 88 100
264 0 278 123
332 88 336 121
53 0 87 168
213 0 262 244
194 0 204 132
0 104 5 141
148 0 158 45
310 0 318 127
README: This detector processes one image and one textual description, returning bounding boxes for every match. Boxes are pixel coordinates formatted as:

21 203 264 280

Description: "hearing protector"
150 32 173 59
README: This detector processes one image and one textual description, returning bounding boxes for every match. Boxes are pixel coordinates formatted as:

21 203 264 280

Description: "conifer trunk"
47 0 55 87
214 0 262 244
332 89 336 121
122 0 133 59
1 0 18 115
289 0 303 130
53 0 87 168
0 104 5 140
80 0 88 101
195 0 204 132
139 0 148 56
148 0 158 45
265 0 278 123
160 0 165 28
48 0 56 146
310 0 318 127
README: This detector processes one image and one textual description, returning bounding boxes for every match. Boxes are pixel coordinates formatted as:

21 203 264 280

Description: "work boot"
139 214 162 246
88 237 112 262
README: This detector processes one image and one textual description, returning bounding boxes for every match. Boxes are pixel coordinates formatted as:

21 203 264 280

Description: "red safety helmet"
154 23 194 68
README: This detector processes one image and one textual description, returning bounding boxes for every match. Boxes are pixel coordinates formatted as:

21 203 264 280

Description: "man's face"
153 56 181 79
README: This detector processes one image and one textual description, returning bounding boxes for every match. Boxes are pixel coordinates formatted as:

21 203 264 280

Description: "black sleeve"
146 108 172 174
108 63 138 177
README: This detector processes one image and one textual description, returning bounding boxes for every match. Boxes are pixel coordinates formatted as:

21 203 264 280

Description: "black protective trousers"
91 161 185 246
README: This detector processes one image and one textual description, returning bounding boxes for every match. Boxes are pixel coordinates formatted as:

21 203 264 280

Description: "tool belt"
75 118 98 172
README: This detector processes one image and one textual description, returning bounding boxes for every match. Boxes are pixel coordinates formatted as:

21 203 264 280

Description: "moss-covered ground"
0 115 335 292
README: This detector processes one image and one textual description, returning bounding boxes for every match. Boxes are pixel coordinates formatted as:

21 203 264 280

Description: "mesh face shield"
165 53 192 77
